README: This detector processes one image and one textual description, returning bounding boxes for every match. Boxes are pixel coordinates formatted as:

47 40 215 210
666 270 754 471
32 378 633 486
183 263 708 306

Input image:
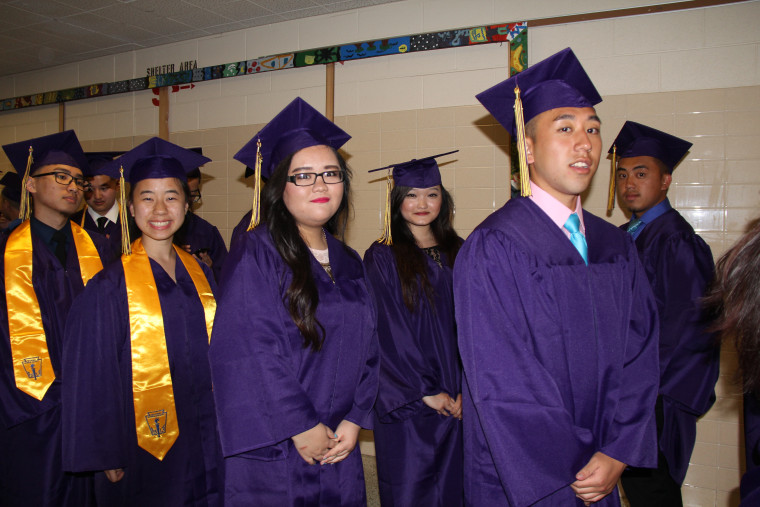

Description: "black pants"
620 397 683 507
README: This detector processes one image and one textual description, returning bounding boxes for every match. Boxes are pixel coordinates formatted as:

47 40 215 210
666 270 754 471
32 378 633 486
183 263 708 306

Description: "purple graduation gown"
61 258 223 507
622 208 719 484
71 208 123 258
208 225 379 506
179 212 229 282
364 242 463 506
740 393 760 505
454 197 660 506
0 225 112 507
229 210 252 250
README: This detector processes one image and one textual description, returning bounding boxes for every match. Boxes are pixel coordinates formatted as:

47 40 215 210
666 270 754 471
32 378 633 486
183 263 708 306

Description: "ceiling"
0 0 403 78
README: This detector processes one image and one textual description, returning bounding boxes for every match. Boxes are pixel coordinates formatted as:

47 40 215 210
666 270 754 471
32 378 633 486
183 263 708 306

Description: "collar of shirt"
529 180 585 240
30 216 71 252
630 198 672 240
87 201 120 225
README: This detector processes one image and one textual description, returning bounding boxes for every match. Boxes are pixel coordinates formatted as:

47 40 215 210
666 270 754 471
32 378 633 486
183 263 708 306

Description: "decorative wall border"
0 22 526 113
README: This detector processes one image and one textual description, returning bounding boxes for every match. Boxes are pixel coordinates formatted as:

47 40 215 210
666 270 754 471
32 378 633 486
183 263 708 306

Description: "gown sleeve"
364 244 440 422
61 268 130 472
656 234 719 415
208 234 320 459
598 238 660 466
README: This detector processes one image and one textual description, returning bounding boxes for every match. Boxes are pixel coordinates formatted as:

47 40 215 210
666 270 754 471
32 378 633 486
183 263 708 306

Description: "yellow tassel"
19 146 33 221
119 165 131 256
246 139 263 231
513 86 531 197
80 203 87 227
376 169 393 245
607 145 616 213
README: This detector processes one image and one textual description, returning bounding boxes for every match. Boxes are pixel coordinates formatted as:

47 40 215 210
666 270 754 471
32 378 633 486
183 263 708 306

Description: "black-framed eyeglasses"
287 170 345 186
189 190 202 204
32 171 88 190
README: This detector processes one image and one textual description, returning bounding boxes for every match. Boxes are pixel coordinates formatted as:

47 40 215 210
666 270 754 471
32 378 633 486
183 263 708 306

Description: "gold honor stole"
123 238 215 460
6 220 103 400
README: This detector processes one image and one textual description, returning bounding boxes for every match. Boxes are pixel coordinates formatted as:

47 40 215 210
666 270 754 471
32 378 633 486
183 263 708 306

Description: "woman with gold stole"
61 138 223 506
208 97 379 506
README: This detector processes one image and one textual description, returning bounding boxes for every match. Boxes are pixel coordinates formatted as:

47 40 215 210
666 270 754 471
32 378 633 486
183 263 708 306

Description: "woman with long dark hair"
62 138 223 506
364 153 464 506
704 216 760 505
208 98 378 505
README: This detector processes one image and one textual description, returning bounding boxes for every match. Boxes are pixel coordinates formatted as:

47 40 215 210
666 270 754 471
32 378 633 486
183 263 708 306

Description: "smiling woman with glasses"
209 98 379 505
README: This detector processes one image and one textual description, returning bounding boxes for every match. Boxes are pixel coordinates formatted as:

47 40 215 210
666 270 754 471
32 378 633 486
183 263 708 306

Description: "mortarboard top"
0 171 22 203
608 121 692 172
85 151 125 177
104 137 211 185
368 150 458 188
477 47 602 137
2 130 90 175
234 97 351 179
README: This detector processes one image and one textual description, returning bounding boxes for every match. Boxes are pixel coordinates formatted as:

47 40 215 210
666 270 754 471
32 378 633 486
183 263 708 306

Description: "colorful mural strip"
0 22 526 112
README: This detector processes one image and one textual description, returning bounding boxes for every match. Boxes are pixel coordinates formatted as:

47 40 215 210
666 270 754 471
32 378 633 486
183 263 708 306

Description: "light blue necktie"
626 218 644 236
564 213 588 265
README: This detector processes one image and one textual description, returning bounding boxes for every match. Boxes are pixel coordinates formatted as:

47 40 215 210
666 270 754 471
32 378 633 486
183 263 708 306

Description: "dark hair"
128 177 191 246
262 146 352 352
704 216 760 395
389 184 461 312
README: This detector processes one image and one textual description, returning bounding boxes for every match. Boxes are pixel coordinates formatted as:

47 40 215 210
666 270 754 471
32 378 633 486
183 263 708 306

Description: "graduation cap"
233 97 351 230
102 137 211 255
85 151 125 177
476 48 602 197
2 130 90 220
368 150 458 245
0 171 22 204
605 121 692 212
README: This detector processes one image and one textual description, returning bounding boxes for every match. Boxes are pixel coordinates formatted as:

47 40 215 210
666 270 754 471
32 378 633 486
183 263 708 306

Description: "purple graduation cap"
0 171 22 204
2 130 90 176
368 150 458 245
234 97 350 179
103 137 210 185
233 97 351 230
85 151 125 177
476 48 602 197
368 150 458 188
608 121 692 172
2 130 90 220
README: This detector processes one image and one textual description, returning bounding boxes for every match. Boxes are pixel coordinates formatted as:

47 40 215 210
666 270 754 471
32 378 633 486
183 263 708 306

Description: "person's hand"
422 392 454 416
449 393 463 420
104 468 124 483
182 244 192 254
570 452 626 505
320 420 360 465
291 423 335 465
195 251 213 267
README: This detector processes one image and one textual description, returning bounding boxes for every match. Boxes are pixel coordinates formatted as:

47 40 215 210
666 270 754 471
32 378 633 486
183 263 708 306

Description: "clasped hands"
422 392 463 420
291 420 361 466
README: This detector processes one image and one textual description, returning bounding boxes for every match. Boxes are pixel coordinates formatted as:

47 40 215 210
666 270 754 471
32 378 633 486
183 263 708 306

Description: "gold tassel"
246 139 263 231
376 169 393 245
513 86 531 197
80 203 87 227
607 145 616 213
119 165 131 256
19 146 33 221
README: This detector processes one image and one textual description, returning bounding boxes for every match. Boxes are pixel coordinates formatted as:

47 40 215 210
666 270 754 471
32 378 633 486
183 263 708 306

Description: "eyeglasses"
189 190 202 204
32 171 88 190
287 170 345 186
